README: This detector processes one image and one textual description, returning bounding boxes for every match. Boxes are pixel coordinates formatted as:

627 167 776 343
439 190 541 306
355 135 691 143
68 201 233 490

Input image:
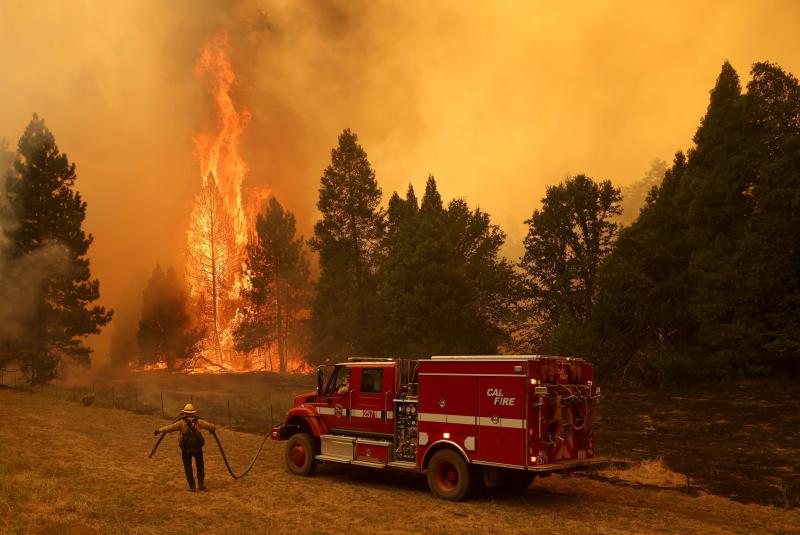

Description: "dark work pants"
181 448 204 488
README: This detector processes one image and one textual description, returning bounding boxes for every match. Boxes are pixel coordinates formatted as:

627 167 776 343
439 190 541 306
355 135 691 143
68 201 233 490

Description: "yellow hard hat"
181 403 197 414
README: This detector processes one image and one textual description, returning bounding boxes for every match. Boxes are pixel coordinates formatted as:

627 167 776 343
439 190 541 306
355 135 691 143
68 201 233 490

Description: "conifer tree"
235 197 310 372
590 61 800 381
309 129 385 361
377 176 514 357
3 114 112 383
137 265 200 369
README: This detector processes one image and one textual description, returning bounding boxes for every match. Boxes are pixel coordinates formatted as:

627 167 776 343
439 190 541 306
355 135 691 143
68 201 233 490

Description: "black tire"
426 449 472 501
285 433 318 476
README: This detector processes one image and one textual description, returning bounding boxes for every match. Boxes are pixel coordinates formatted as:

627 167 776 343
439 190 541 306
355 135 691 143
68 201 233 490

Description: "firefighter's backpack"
180 417 205 450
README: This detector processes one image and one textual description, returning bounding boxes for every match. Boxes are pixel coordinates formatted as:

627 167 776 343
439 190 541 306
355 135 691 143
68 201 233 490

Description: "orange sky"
1 0 799 363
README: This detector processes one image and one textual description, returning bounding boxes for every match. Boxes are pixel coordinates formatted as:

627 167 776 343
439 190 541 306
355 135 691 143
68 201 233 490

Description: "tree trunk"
276 270 286 374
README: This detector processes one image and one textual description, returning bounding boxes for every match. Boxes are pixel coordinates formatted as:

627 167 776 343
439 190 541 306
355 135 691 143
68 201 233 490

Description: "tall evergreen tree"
3 114 112 383
235 197 310 372
518 174 621 351
377 176 514 357
186 174 239 366
309 129 385 361
590 61 800 382
137 265 200 370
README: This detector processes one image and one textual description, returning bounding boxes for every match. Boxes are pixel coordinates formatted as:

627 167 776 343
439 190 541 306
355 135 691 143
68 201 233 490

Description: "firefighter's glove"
210 428 216 435
154 429 160 436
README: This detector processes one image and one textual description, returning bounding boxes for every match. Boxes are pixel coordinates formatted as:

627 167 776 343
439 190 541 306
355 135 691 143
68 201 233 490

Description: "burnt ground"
38 370 800 508
595 382 800 508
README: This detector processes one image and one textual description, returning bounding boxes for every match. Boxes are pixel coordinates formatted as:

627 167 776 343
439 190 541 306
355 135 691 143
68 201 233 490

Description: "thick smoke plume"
0 1 799 363
0 180 69 344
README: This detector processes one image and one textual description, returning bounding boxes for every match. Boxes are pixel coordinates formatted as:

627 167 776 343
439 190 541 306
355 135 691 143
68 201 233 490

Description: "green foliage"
518 174 621 352
590 61 800 383
137 265 200 370
376 177 515 357
2 114 112 384
235 196 310 372
309 129 385 361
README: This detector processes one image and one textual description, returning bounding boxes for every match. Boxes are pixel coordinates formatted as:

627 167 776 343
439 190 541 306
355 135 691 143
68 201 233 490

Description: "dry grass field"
1 389 798 534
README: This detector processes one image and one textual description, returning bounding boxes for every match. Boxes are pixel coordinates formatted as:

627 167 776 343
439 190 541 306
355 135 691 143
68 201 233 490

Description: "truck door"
350 365 395 436
318 365 356 434
476 376 526 467
318 364 395 437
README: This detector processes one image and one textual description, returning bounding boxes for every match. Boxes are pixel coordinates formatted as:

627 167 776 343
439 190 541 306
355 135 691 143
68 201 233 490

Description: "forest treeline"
2 60 798 385
308 60 800 384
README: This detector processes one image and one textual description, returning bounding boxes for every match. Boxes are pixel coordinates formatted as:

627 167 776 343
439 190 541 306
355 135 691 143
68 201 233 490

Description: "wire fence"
0 368 295 435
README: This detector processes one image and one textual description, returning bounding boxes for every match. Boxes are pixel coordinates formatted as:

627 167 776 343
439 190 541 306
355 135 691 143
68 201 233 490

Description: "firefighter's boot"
199 483 208 492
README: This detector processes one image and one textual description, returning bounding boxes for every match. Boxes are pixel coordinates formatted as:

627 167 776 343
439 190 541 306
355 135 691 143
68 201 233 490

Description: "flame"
164 30 305 376
184 31 259 371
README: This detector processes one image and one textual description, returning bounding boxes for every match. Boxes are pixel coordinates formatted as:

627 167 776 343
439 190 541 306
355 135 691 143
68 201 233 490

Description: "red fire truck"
271 355 604 500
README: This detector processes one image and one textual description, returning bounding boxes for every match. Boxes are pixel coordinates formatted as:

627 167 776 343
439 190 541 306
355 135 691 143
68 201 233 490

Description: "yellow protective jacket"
158 417 216 447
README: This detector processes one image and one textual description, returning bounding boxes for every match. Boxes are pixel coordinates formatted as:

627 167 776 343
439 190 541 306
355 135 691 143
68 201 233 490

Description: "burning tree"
186 173 242 368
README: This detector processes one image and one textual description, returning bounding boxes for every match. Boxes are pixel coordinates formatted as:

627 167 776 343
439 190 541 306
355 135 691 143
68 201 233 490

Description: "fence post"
161 391 165 418
227 398 232 429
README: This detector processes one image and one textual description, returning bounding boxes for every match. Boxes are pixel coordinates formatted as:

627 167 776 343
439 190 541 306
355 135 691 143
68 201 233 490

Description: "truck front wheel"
427 449 472 501
285 433 318 476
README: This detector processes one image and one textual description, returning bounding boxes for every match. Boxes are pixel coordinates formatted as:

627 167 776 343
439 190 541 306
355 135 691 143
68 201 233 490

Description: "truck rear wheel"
285 433 318 476
427 449 472 501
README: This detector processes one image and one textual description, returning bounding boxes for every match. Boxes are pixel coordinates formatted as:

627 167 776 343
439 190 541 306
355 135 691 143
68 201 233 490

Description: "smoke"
0 177 69 343
1 1 799 363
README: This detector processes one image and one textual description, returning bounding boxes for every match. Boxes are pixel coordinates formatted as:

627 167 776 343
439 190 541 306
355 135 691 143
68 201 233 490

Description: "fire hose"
149 422 271 480
210 429 270 480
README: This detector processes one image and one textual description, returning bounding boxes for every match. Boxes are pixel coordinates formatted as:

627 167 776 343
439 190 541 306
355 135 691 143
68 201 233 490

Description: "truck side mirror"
316 366 324 397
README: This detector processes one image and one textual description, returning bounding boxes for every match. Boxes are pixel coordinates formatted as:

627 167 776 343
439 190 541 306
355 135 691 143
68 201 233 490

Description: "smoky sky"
1 0 799 363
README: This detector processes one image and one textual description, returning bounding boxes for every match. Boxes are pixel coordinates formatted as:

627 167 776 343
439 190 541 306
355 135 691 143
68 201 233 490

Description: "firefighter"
336 368 351 395
156 403 217 492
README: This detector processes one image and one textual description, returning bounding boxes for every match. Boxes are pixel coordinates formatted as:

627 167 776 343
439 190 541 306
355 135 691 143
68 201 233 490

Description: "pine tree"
589 61 800 382
3 114 112 384
137 265 200 370
235 197 310 372
377 176 515 357
186 173 239 365
309 129 385 361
